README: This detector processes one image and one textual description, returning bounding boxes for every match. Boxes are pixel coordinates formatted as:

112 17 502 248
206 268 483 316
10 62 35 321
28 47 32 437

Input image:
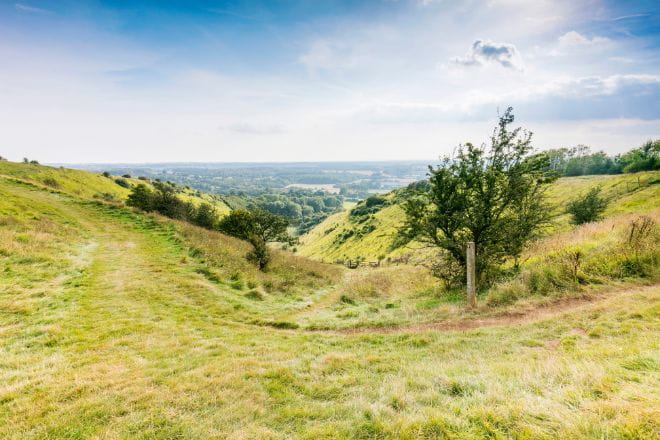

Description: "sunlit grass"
1 171 658 439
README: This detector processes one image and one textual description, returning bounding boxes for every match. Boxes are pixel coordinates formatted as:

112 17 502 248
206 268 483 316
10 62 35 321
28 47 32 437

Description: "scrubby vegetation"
567 187 608 225
487 211 659 306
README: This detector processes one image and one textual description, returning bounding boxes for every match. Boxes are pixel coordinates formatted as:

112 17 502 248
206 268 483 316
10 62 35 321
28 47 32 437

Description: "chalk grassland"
0 169 658 438
0 161 231 215
298 171 660 262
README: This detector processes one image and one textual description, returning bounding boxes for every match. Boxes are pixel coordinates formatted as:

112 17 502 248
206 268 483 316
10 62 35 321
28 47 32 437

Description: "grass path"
2 181 659 439
328 284 659 334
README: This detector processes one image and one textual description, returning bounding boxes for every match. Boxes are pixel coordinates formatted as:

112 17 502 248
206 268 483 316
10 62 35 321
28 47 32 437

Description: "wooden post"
466 241 477 308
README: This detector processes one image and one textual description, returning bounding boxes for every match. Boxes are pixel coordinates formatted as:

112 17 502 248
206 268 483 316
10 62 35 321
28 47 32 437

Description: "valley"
0 161 658 438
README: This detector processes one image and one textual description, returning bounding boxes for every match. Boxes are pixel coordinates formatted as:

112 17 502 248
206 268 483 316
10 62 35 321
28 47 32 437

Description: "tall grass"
175 220 343 294
487 210 660 306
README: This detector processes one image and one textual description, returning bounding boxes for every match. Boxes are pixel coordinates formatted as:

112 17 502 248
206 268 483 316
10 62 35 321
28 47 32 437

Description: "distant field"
285 183 340 193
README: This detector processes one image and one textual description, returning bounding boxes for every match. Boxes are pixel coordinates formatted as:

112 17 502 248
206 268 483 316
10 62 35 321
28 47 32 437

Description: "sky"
1 0 659 163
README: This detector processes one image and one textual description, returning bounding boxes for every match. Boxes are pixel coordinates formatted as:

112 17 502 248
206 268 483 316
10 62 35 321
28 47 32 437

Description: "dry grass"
175 220 343 294
1 172 659 439
337 266 437 300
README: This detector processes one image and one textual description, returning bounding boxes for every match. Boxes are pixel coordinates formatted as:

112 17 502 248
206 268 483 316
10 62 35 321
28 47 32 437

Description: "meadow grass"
1 173 659 439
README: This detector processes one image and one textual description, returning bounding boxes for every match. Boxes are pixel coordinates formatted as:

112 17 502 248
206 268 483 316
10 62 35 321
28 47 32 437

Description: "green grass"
0 160 231 214
299 171 660 262
1 170 659 438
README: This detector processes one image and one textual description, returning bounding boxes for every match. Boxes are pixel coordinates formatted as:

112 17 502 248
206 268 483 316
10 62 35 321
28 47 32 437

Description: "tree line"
545 140 659 176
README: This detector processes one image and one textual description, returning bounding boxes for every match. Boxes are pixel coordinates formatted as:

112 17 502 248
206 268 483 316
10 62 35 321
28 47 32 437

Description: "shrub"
126 184 154 211
247 238 270 270
192 202 217 229
567 187 608 225
42 177 60 188
114 178 130 188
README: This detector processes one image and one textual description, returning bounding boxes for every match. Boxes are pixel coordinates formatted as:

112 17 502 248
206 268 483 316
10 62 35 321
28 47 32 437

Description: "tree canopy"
400 107 556 283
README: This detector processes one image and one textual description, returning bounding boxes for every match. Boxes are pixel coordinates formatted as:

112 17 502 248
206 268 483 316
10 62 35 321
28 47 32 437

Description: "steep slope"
1 174 658 438
299 171 660 261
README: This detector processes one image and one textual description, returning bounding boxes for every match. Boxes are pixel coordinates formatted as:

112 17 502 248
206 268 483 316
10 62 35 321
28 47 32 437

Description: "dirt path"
324 284 659 335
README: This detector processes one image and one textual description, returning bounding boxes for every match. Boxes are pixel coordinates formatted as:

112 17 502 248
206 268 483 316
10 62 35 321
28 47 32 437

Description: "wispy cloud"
450 39 524 70
549 31 610 56
14 3 51 14
221 122 286 135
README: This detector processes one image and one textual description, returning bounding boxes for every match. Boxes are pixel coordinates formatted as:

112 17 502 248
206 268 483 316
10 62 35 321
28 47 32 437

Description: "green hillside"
299 171 660 262
0 161 231 216
1 164 659 438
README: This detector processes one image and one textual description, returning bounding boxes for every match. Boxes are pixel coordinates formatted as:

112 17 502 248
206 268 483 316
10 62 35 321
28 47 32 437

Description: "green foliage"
217 208 290 270
247 237 270 270
400 107 556 284
567 187 608 225
544 139 659 176
127 183 219 229
350 195 388 217
41 177 60 189
126 184 154 211
619 139 660 173
114 178 130 188
192 202 217 229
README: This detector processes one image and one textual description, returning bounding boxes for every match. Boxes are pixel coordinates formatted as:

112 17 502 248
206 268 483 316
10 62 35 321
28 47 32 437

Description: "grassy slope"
1 176 658 438
0 161 231 215
299 171 660 262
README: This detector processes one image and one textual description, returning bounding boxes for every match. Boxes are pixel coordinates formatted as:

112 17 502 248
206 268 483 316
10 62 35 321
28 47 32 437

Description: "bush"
42 177 60 188
114 178 130 189
247 238 270 270
567 187 608 225
191 202 217 229
126 184 154 211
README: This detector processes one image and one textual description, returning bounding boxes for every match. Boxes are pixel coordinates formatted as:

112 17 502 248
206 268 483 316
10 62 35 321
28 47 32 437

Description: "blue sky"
1 0 659 163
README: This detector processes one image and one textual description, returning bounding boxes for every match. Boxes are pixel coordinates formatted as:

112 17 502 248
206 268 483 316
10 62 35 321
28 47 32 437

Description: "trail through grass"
1 179 659 439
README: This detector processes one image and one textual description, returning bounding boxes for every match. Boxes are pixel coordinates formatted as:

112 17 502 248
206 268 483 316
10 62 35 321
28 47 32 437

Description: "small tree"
566 187 608 225
399 107 555 285
126 184 155 211
192 202 218 229
217 208 290 270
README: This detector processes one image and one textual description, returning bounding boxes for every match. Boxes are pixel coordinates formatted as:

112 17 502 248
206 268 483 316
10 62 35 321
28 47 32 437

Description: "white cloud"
549 31 610 56
14 3 50 14
450 39 524 70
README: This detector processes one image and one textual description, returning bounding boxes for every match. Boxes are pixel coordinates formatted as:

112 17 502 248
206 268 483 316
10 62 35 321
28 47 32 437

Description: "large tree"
217 208 290 270
399 108 556 284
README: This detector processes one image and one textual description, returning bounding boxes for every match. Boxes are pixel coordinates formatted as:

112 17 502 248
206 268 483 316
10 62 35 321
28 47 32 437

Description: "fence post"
466 241 477 308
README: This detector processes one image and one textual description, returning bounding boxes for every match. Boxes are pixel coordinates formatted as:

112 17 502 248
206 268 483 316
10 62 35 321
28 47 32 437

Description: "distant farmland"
285 183 341 193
